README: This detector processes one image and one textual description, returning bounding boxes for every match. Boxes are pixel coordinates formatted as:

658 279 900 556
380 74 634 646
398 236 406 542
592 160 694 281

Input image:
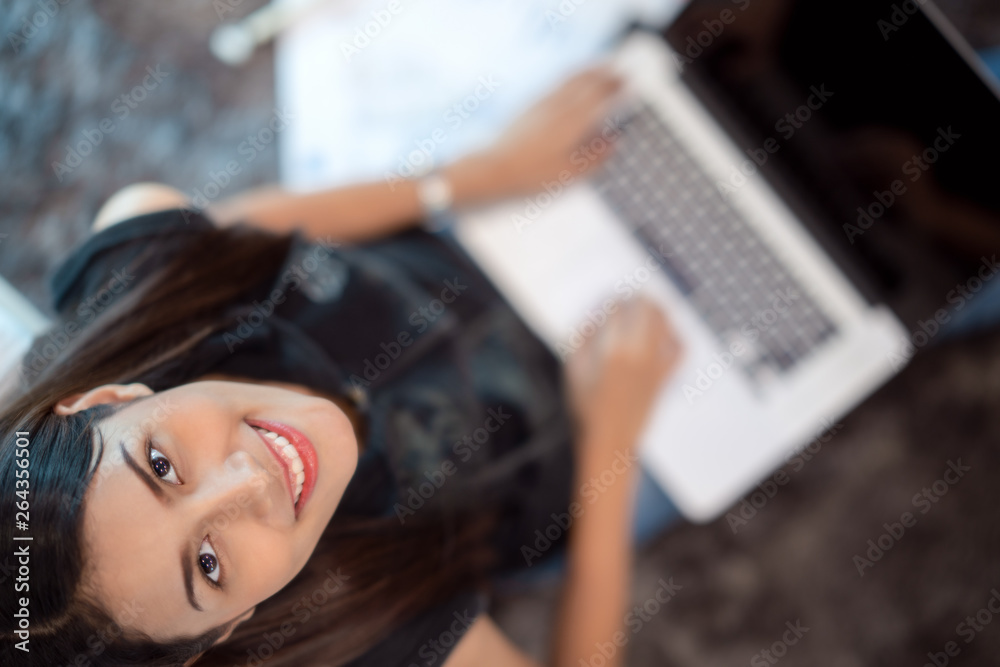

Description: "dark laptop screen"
663 0 1000 328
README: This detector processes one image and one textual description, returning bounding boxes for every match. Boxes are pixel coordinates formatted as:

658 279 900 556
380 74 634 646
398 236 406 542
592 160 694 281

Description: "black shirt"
48 208 576 666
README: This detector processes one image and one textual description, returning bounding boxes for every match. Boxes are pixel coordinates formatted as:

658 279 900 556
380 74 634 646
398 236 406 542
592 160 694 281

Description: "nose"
195 450 281 527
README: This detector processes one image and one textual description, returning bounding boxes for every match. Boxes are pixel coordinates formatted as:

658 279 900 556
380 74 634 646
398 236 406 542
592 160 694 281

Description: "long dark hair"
0 219 496 666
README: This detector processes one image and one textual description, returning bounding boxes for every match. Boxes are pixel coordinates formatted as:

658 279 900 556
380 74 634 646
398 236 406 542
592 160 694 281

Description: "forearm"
107 67 620 244
551 433 637 667
206 152 503 243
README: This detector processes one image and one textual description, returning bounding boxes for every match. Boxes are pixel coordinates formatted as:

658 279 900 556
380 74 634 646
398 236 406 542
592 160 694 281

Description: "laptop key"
592 102 838 380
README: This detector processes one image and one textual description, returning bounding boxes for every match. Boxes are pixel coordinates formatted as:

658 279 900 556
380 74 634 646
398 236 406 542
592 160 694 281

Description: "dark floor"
2 1 1000 665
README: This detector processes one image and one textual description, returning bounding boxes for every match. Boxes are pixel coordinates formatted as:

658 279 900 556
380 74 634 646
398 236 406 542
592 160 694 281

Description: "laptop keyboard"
591 103 838 381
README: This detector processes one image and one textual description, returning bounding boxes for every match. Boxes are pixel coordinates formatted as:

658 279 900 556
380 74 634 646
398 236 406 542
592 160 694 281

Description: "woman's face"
58 380 359 641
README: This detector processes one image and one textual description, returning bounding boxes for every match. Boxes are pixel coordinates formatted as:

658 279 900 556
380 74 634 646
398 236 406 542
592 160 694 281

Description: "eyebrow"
120 441 204 613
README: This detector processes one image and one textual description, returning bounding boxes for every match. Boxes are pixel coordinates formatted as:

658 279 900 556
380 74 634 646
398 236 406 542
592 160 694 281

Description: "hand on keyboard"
563 297 683 455
481 66 626 198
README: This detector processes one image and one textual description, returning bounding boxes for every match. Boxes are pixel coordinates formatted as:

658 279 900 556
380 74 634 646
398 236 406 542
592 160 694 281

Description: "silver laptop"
453 1 1000 521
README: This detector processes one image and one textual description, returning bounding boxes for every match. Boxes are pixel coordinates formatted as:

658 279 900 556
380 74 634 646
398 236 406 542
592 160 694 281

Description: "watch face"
419 174 454 214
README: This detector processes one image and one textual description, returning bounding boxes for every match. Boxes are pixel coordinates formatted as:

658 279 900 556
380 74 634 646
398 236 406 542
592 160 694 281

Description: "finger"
566 79 625 123
637 299 663 350
645 303 683 366
563 341 593 403
566 304 607 377
573 135 619 178
565 93 628 157
638 297 665 335
559 65 622 95
554 69 625 117
629 299 666 355
590 298 624 358
614 297 645 351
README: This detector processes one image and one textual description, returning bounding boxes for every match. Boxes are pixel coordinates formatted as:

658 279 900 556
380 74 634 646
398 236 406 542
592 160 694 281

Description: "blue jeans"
979 47 1000 81
937 270 1000 342
494 464 683 592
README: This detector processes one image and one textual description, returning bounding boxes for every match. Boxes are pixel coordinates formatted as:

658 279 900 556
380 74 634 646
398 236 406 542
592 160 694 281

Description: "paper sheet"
275 0 683 189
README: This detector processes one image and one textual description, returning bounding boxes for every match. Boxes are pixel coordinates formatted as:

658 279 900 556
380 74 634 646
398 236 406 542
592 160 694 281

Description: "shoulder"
92 182 193 232
50 184 215 318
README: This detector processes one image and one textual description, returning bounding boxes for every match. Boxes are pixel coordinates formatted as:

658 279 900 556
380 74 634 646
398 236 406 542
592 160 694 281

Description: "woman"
0 68 683 666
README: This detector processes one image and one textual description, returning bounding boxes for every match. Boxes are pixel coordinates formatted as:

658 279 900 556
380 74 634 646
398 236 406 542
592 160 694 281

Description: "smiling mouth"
246 419 318 519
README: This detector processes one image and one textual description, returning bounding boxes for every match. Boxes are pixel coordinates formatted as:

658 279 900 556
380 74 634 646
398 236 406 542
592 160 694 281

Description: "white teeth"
254 426 306 506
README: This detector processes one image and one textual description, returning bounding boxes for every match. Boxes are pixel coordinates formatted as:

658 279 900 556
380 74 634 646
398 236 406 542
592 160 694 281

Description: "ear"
52 383 154 416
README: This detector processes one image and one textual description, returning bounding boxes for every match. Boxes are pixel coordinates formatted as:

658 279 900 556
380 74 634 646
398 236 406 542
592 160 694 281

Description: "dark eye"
146 439 180 485
199 537 221 584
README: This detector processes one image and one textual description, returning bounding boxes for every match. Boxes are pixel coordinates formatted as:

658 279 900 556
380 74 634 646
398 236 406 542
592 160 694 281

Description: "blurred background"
3 0 1000 664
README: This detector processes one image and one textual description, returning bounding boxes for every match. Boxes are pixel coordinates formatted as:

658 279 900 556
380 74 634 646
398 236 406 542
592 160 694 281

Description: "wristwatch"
416 171 454 232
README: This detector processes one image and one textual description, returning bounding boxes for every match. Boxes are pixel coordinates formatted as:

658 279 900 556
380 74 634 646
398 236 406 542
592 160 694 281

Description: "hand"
457 67 626 200
564 297 683 457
